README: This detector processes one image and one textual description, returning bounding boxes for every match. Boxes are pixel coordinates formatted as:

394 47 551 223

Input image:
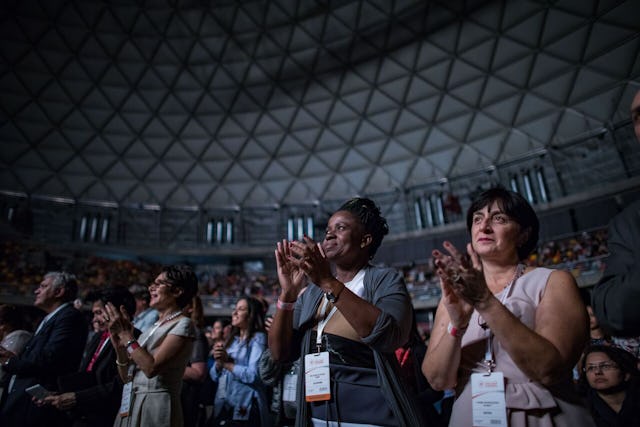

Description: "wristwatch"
325 283 345 303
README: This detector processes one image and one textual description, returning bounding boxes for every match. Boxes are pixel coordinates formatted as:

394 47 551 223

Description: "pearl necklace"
154 310 182 326
140 310 183 347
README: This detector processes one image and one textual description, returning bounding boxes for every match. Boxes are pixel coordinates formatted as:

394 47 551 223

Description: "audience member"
0 305 33 393
206 318 228 349
422 187 594 426
106 265 198 427
580 344 640 426
208 296 268 427
182 295 210 427
591 89 640 337
41 286 138 427
269 197 425 426
588 305 611 347
129 284 159 333
0 271 88 427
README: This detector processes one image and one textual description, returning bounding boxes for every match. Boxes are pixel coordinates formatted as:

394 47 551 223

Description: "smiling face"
92 301 108 332
231 299 250 331
148 272 178 311
585 351 628 391
470 201 523 262
321 210 369 265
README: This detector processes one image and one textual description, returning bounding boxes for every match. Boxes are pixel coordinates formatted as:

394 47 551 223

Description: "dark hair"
188 295 205 329
466 187 539 260
0 305 29 332
162 265 198 308
338 197 389 259
129 285 151 304
226 296 265 347
45 271 78 302
580 344 639 386
96 287 136 318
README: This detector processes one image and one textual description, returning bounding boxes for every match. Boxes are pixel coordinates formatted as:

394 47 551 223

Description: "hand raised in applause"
288 235 332 288
275 239 307 300
433 241 486 327
104 302 134 347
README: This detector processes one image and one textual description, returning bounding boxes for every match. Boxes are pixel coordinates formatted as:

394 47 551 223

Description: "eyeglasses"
584 362 619 373
148 280 172 290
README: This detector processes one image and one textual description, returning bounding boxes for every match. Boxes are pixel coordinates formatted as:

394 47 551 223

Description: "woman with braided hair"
269 197 425 427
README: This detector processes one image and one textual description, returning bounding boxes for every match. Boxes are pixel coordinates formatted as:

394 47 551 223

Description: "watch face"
326 292 336 302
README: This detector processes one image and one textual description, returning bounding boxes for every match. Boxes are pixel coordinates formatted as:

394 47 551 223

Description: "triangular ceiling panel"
0 0 637 215
38 175 72 197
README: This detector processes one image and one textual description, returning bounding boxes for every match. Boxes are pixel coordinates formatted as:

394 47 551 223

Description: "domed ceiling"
1 0 639 210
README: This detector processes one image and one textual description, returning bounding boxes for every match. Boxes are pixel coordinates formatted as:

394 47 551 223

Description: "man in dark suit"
592 89 640 337
41 286 138 427
0 271 88 427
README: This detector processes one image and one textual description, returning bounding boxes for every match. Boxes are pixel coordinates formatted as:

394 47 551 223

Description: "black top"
588 379 640 427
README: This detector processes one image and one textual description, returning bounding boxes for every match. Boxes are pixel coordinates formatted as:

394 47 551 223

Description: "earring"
360 242 366 248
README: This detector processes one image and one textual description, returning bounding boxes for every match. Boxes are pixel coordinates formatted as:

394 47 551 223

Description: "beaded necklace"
139 310 182 347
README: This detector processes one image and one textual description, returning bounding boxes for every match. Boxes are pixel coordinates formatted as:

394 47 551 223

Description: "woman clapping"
106 265 198 427
422 187 594 426
269 197 424 426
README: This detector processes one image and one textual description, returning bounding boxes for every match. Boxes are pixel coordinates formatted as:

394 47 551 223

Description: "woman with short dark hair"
106 264 198 427
423 187 594 426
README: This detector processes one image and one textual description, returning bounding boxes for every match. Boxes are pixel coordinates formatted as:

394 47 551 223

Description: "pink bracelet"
276 299 295 311
447 322 468 338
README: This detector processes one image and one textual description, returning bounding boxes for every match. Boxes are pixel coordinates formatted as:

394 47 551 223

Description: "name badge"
471 372 508 427
283 371 297 403
304 351 330 402
118 381 133 417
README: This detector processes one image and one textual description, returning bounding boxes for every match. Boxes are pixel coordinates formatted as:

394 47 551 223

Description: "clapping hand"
104 302 134 347
433 241 486 326
275 239 307 299
288 236 332 287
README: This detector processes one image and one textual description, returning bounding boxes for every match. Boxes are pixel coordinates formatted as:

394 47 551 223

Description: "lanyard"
316 296 337 352
482 264 525 373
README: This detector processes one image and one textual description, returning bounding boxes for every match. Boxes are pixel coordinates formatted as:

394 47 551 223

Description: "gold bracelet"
115 359 128 367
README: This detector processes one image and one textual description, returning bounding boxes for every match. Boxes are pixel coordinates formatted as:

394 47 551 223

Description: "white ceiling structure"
1 0 639 212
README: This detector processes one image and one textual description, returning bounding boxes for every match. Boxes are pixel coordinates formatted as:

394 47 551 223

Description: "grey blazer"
291 264 426 427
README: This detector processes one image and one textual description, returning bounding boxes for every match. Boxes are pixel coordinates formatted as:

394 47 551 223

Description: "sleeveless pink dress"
449 267 595 427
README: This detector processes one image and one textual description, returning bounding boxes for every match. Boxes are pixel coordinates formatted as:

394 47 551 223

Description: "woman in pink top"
422 187 594 426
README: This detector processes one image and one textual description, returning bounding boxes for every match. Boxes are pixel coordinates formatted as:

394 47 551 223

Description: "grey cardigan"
291 264 426 427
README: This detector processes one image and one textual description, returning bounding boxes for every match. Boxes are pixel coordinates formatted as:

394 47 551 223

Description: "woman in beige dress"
422 187 595 426
106 265 198 427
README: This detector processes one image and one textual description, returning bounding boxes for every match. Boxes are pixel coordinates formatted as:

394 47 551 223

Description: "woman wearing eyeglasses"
422 187 595 426
106 265 198 427
207 296 269 427
581 344 640 427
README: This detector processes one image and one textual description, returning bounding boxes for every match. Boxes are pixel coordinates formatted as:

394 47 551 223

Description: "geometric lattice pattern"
1 0 639 210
